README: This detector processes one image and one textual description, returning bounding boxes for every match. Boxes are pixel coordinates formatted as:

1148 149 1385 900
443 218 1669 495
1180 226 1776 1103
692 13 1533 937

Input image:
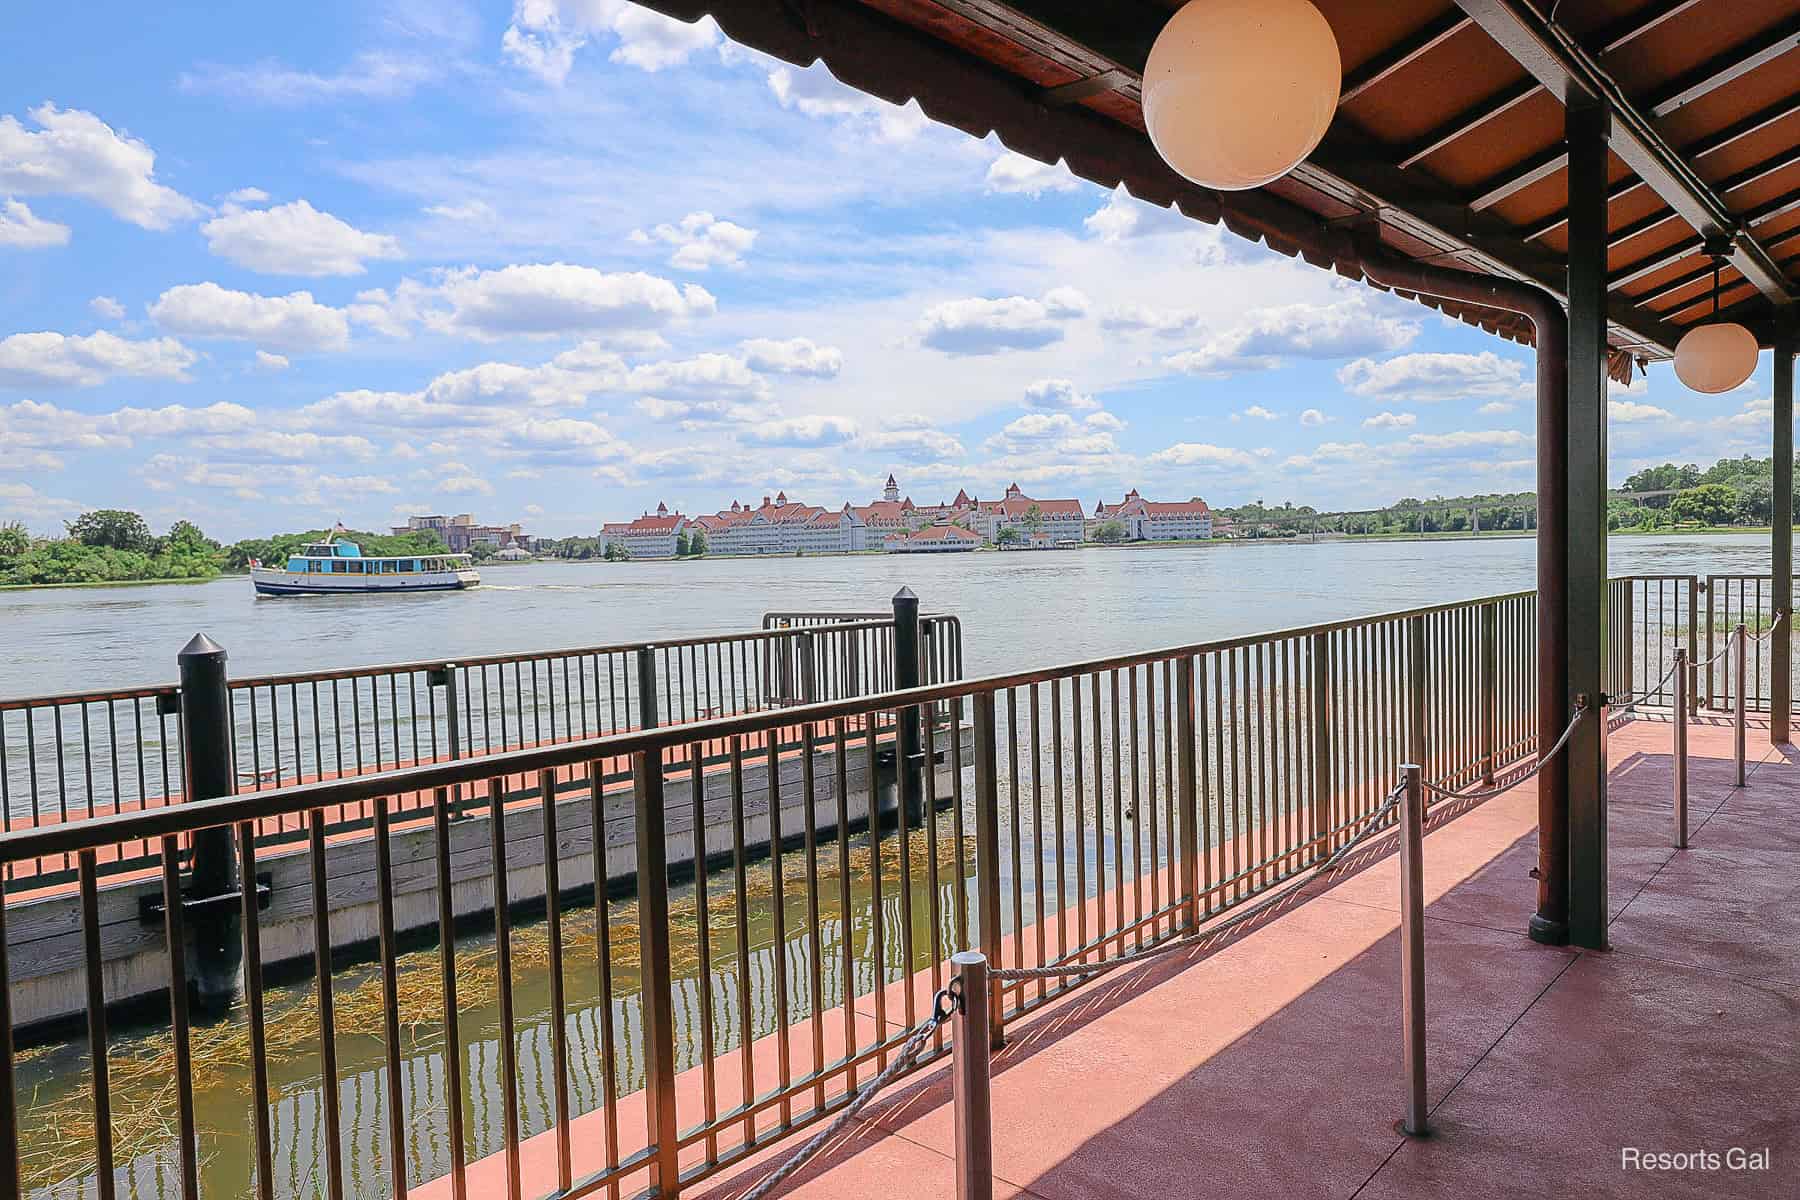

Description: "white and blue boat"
250 535 480 596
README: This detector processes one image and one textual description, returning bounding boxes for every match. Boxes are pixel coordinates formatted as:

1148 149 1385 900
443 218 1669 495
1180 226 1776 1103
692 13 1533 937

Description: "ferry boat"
249 535 480 596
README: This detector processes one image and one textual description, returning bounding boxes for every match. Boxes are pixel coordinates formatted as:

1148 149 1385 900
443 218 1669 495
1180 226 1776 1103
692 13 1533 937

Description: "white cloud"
1101 304 1204 338
501 1 721 83
741 337 842 378
766 62 928 143
0 331 196 389
1363 411 1417 430
0 198 69 248
149 283 351 352
984 152 1077 197
0 104 198 229
254 350 290 371
440 472 494 496
1147 442 1258 469
1609 400 1672 424
861 427 965 463
918 288 1090 356
355 263 716 340
1021 378 1098 412
1165 296 1419 376
1240 405 1280 421
741 415 860 447
180 53 439 105
1300 408 1330 427
497 417 630 464
0 481 85 526
1084 185 1218 247
630 211 755 271
1477 401 1516 415
89 296 125 321
1337 351 1527 403
202 199 402 276
194 430 377 462
1084 411 1125 432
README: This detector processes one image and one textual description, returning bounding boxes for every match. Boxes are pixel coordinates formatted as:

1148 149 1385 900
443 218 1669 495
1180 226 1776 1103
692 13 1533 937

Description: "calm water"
0 534 1781 699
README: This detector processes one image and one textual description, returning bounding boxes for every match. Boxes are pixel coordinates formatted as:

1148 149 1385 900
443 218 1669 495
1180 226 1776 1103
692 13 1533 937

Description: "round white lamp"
1143 0 1342 191
1673 250 1759 394
1674 322 1759 394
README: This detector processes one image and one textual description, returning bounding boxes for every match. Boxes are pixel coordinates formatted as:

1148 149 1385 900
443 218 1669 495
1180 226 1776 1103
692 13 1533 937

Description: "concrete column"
1564 98 1611 950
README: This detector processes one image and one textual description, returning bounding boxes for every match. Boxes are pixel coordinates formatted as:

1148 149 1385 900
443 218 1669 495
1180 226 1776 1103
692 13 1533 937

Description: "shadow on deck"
698 717 1798 1199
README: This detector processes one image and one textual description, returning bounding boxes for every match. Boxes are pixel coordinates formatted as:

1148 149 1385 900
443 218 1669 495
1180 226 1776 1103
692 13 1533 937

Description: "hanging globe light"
1143 0 1342 191
1674 245 1760 394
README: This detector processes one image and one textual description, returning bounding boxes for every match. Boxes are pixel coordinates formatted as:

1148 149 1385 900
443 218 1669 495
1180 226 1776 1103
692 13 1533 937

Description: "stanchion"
1734 622 1747 787
1672 648 1688 849
1398 764 1429 1137
950 952 994 1200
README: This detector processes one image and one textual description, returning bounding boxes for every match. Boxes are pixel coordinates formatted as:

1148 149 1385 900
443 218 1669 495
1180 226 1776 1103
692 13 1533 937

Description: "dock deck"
677 715 1795 1199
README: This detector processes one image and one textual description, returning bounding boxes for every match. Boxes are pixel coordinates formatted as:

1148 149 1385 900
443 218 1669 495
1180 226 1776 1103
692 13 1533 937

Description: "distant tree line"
0 510 226 586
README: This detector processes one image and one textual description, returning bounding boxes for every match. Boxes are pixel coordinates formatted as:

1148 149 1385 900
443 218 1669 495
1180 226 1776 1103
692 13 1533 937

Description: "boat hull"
250 567 480 596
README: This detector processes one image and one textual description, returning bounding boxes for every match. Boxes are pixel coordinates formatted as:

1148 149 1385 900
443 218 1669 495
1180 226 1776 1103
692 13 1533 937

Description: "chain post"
797 631 816 705
1672 648 1689 849
950 952 995 1200
1734 623 1747 787
176 633 242 1013
971 690 1004 1049
1399 763 1428 1138
636 645 658 731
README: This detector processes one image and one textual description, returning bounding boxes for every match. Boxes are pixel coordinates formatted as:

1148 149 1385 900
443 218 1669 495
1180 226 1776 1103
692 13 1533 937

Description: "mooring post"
636 645 659 731
1672 648 1689 849
950 951 995 1200
1398 762 1428 1137
176 633 243 1013
893 587 925 823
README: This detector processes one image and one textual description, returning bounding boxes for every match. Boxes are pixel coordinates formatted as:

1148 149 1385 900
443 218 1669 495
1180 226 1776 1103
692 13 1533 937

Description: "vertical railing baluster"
633 738 681 1197
1480 603 1498 784
1175 656 1199 929
372 799 407 1200
79 851 116 1200
1308 634 1331 861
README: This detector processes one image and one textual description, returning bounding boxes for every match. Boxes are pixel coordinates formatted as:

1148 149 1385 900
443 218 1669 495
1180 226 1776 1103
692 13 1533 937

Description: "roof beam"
1452 0 1794 307
1397 79 1538 171
1644 13 1800 118
1338 12 1470 106
1585 0 1706 55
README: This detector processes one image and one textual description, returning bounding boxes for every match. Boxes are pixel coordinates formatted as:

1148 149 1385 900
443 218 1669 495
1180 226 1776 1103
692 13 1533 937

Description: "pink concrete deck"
695 716 1799 1200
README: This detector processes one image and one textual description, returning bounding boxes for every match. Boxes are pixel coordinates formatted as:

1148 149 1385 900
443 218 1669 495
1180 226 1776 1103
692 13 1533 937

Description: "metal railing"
1 586 1556 1200
0 610 961 894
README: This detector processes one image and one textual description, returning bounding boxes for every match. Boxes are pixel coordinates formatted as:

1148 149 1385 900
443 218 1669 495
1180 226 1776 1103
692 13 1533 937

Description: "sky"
0 1 1781 541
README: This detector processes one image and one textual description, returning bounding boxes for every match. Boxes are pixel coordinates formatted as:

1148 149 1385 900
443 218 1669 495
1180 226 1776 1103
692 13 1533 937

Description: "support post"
176 633 242 1012
797 631 817 705
893 587 926 821
971 691 1004 1049
633 747 680 1196
1479 604 1498 784
1308 634 1333 858
1775 329 1794 744
950 952 995 1200
1176 656 1200 926
1399 763 1428 1138
1562 96 1611 951
1672 648 1689 849
1734 623 1747 788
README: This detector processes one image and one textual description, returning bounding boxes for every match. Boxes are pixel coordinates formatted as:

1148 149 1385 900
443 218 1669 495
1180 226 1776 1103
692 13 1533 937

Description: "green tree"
0 522 29 557
1668 483 1741 527
996 526 1023 546
674 530 691 557
604 541 631 562
687 529 707 557
66 509 153 552
1021 504 1046 536
1092 520 1127 544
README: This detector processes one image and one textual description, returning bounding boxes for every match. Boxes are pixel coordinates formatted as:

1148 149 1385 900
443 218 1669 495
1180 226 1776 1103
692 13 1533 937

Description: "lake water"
0 533 1781 700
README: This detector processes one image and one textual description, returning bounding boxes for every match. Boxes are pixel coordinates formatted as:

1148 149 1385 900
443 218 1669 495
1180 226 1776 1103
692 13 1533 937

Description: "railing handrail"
0 617 909 709
0 584 1538 864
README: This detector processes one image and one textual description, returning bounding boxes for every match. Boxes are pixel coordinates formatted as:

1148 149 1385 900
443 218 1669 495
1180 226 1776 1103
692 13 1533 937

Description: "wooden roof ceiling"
638 0 1800 362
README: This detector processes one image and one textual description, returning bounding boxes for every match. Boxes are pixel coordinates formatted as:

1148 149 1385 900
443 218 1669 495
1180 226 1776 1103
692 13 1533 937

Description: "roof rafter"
1452 0 1794 308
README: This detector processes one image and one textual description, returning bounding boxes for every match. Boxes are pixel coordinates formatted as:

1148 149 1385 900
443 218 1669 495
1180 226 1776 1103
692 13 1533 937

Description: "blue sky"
0 1 1779 540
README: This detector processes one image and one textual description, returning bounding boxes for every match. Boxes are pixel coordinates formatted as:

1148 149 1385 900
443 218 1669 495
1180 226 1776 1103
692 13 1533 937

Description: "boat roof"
293 537 469 561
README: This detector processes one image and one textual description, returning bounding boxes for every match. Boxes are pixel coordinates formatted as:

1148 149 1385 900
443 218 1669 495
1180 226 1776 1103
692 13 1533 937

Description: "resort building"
1091 490 1214 541
691 493 870 555
968 483 1086 546
599 502 688 559
884 523 980 553
393 513 535 553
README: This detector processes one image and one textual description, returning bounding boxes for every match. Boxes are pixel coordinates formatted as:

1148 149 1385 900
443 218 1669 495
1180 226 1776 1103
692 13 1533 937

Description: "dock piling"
175 633 243 1014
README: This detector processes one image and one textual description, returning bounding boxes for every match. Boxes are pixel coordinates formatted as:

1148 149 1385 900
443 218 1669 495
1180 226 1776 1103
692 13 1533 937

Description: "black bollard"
893 587 926 824
177 633 243 1014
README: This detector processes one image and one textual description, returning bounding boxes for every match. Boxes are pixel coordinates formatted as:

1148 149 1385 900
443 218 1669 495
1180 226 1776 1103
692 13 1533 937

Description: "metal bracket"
426 664 454 688
139 871 272 923
155 691 181 716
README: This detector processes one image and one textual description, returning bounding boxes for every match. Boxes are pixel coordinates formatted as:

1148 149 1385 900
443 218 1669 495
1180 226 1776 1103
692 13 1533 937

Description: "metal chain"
738 985 960 1200
991 778 1408 984
1417 702 1587 802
